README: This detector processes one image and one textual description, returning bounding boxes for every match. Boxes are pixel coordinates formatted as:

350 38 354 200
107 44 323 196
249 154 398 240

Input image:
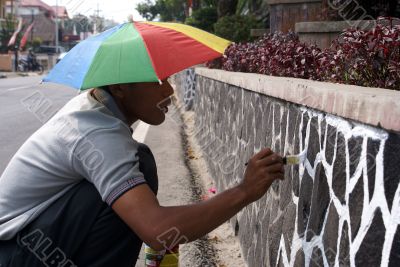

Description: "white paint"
325 113 388 140
132 121 150 143
6 85 35 91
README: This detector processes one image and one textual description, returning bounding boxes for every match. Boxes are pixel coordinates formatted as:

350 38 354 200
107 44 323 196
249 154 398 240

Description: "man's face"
109 79 174 125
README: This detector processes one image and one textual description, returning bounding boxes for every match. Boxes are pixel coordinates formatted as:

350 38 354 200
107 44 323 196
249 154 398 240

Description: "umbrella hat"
43 21 231 90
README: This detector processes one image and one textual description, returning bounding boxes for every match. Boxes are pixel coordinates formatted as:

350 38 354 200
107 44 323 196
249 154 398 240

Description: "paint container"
160 245 179 266
144 244 179 267
144 244 165 267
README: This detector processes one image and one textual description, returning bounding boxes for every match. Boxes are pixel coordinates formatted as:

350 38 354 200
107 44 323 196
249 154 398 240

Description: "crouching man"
0 80 284 266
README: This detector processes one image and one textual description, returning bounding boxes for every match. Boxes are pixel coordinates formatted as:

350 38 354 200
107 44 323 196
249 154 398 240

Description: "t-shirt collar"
92 88 129 126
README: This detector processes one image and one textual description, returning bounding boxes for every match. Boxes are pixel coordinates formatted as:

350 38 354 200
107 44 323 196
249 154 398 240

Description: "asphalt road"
0 76 78 172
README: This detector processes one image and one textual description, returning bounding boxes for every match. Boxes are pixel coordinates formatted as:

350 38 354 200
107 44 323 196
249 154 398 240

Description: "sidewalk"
0 72 40 79
134 102 245 267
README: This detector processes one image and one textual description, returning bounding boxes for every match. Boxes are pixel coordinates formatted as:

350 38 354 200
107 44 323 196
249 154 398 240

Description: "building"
51 5 68 32
5 0 68 45
7 0 54 18
51 5 68 20
0 0 6 18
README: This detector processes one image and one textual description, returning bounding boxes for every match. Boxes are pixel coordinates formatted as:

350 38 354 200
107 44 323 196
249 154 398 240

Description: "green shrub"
214 14 262 43
185 7 218 33
0 15 18 53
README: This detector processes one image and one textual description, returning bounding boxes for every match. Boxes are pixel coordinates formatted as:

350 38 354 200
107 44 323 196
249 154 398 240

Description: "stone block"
306 164 330 241
349 176 363 241
355 209 386 266
332 132 347 204
322 203 339 266
297 171 313 237
339 221 350 266
384 133 400 210
389 226 400 267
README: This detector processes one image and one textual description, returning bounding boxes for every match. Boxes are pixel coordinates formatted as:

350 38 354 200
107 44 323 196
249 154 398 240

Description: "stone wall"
174 68 196 111
173 68 400 267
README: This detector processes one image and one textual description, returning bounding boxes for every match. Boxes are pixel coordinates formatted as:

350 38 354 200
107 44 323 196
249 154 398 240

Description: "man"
26 48 38 71
0 80 284 266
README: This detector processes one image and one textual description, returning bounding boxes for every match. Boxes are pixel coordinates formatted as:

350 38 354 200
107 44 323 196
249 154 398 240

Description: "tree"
185 6 218 32
63 14 94 36
217 0 238 18
0 15 21 53
236 0 270 27
214 14 262 42
90 15 105 33
136 0 187 22
136 0 161 21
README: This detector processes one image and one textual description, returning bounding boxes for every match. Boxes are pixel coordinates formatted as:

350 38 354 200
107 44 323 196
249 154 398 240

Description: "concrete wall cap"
267 0 321 4
295 20 377 33
195 67 400 132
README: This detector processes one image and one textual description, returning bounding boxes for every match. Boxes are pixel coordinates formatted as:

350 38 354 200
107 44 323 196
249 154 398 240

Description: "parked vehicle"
35 45 66 55
18 49 44 74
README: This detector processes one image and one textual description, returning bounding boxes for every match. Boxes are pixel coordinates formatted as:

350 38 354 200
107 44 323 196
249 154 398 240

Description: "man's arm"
112 148 284 251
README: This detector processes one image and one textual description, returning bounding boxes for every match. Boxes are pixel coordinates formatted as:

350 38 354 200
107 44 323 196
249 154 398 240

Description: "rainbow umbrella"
43 21 231 90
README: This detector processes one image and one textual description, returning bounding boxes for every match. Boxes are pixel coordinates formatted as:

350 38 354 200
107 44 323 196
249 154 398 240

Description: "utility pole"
14 0 19 17
31 8 34 42
14 0 20 72
55 0 59 52
93 2 101 34
95 2 100 17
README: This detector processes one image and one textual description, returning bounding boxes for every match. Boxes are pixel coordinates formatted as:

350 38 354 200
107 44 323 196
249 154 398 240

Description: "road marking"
132 121 150 143
7 85 34 91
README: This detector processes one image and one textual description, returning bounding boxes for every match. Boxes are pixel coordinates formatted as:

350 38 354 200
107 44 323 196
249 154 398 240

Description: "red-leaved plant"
220 32 324 80
208 17 400 90
319 17 400 89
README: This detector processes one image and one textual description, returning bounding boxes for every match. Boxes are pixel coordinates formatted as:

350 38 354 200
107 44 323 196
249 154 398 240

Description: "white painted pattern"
187 74 400 267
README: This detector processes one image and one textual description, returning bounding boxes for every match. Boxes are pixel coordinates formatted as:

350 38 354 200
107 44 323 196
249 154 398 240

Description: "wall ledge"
267 0 321 5
295 20 376 33
295 20 400 33
195 67 400 132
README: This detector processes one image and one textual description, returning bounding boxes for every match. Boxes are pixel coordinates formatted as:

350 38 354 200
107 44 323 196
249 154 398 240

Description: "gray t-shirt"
0 89 146 240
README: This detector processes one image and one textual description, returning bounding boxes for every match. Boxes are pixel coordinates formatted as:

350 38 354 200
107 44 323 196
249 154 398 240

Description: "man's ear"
108 84 124 99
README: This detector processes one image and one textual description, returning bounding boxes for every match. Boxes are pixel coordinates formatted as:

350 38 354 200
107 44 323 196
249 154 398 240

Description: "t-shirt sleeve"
71 124 147 206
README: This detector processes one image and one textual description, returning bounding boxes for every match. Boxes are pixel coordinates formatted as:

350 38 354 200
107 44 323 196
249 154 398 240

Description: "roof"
51 5 69 19
20 0 54 13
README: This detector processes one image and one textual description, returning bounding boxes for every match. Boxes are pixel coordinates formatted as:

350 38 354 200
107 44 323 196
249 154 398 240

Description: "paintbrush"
245 150 306 166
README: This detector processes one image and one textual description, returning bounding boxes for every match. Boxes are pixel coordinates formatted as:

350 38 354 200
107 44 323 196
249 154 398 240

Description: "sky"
42 0 145 23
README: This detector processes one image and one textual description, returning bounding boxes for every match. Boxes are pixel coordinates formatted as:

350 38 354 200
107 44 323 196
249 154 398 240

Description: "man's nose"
162 81 174 97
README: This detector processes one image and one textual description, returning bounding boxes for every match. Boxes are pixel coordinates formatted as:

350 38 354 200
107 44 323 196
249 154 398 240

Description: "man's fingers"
257 153 283 166
266 162 284 173
254 148 273 160
274 173 285 181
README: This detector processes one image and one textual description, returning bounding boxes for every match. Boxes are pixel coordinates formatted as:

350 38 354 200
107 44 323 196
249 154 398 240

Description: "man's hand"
238 148 284 203
112 148 284 250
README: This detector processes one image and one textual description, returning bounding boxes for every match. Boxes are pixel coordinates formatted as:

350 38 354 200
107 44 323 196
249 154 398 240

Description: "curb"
171 91 247 267
0 72 41 79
